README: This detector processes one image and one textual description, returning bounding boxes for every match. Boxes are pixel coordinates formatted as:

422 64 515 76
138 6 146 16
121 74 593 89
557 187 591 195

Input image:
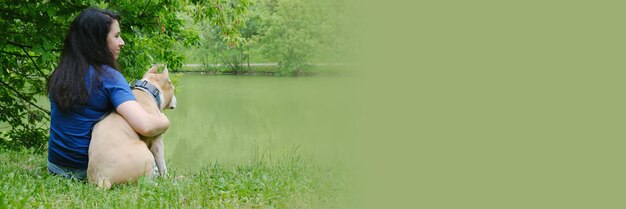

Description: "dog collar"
130 80 161 108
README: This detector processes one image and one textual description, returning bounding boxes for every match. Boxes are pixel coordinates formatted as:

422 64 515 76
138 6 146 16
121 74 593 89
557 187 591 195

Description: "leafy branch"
139 0 152 18
20 47 48 79
0 80 50 115
0 50 40 58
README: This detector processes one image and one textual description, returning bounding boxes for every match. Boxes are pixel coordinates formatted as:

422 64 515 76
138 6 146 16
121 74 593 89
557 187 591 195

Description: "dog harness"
130 80 161 108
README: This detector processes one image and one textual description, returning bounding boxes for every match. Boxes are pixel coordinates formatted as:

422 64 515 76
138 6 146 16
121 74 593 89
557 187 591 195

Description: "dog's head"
143 65 177 110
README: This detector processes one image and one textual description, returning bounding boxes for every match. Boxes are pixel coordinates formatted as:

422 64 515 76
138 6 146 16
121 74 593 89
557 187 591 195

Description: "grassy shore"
175 64 355 76
0 149 349 208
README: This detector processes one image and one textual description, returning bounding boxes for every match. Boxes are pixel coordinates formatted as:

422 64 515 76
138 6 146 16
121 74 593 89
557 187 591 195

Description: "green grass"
0 149 349 208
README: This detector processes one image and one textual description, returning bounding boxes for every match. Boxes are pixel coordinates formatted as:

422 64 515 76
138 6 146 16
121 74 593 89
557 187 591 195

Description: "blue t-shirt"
48 65 136 169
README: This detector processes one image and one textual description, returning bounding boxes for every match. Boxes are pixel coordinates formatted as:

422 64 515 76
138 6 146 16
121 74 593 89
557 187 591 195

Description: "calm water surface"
164 74 357 170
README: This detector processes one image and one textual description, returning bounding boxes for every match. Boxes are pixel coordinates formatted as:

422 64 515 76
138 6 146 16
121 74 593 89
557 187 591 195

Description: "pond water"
164 73 358 170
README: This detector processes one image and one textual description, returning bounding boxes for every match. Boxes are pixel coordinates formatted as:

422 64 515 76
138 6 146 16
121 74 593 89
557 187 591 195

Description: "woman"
47 7 169 180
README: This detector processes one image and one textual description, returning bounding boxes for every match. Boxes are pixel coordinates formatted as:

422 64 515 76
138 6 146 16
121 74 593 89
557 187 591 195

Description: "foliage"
0 149 349 208
207 17 260 74
257 0 353 74
0 0 250 150
179 0 255 74
188 0 252 48
256 0 316 73
179 0 354 75
0 0 90 151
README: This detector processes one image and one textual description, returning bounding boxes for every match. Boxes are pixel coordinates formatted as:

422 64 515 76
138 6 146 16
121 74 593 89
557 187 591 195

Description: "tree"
188 0 251 48
0 0 250 151
199 4 260 74
256 0 352 74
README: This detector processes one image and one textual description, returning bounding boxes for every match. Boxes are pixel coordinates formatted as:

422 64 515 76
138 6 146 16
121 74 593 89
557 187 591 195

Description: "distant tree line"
185 0 354 75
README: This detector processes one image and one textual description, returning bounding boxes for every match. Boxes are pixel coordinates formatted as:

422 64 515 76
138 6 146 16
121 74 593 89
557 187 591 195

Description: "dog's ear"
143 65 158 78
163 65 169 77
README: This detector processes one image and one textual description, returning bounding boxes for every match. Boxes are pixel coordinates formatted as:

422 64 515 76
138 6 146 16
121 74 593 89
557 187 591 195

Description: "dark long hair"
47 7 121 111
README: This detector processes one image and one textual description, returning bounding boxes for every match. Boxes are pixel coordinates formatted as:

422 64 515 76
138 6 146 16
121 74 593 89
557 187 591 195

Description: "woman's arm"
115 100 170 137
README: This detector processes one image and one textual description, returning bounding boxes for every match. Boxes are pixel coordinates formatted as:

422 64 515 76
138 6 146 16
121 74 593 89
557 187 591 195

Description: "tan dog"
87 65 176 189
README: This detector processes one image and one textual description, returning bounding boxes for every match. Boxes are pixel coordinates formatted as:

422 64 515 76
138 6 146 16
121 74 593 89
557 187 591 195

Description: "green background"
352 0 624 208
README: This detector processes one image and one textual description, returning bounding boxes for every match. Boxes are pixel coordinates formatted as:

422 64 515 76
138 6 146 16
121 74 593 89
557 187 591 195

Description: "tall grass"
0 149 349 208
